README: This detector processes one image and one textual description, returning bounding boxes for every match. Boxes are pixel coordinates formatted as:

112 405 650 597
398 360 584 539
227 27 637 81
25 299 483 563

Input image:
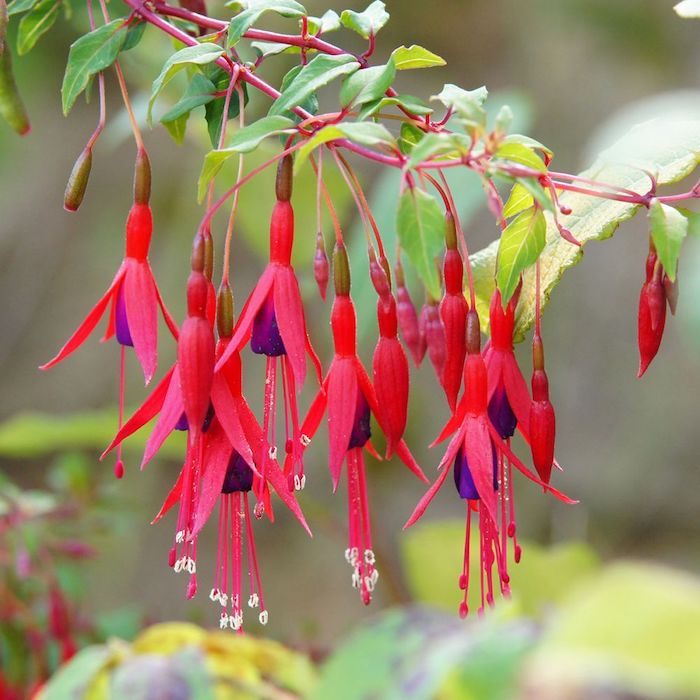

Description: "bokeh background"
1 0 700 653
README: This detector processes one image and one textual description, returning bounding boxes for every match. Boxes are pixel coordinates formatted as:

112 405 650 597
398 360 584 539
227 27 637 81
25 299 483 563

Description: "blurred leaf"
269 54 359 117
396 188 445 300
679 207 700 237
433 84 488 130
160 73 216 141
340 1 389 39
44 646 115 700
390 44 445 70
526 562 700 698
494 141 547 172
226 0 306 47
16 0 59 55
203 70 248 147
471 118 700 339
313 607 535 700
496 207 546 304
95 606 143 642
406 132 471 168
675 0 700 18
357 94 432 120
649 199 687 280
0 411 185 459
61 19 127 115
122 19 146 51
401 519 599 618
6 0 40 16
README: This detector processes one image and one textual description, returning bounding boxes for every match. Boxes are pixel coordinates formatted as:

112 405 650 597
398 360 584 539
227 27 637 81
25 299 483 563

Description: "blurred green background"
1 0 700 673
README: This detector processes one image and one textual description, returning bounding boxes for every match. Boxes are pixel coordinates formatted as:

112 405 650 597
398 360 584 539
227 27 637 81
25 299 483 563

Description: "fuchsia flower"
395 259 425 367
40 150 177 385
103 276 309 628
406 309 574 616
215 156 322 493
289 243 427 604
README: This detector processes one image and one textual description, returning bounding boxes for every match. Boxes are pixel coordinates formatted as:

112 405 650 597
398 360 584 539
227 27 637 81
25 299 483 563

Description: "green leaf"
340 0 388 39
471 118 700 339
44 646 115 700
396 188 445 299
7 0 40 16
390 44 445 70
649 199 687 280
61 19 128 114
678 207 700 237
307 9 340 33
494 104 513 134
496 207 546 304
269 53 359 116
197 115 296 200
16 0 57 54
160 73 216 123
148 43 224 123
295 121 395 170
674 0 700 18
502 182 533 219
339 61 395 109
203 69 248 147
357 93 432 121
313 608 535 700
494 141 547 172
250 39 294 57
398 121 425 155
163 112 188 144
406 131 471 168
502 132 553 156
122 19 146 51
226 0 305 47
433 83 488 129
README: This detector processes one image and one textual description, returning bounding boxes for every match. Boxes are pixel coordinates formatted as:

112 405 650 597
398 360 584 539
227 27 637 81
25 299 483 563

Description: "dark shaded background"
1 0 699 646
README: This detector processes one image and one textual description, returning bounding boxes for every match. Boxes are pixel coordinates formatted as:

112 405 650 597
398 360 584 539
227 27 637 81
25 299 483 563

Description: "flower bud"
0 49 31 136
133 147 151 205
396 262 425 366
444 210 457 251
186 271 209 318
48 585 70 640
373 333 409 456
421 299 446 381
529 393 555 485
125 203 153 260
275 154 293 202
333 241 351 297
369 248 391 300
637 278 666 377
216 280 234 339
465 309 481 355
63 146 92 212
313 231 329 301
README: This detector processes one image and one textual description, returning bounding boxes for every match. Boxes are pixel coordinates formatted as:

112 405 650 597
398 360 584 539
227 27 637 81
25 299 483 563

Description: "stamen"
248 593 259 608
259 610 268 625
301 434 311 446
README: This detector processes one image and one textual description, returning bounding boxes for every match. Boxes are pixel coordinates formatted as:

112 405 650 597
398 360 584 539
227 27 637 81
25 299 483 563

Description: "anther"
248 593 259 608
259 610 269 625
300 434 311 446
364 549 375 565
268 445 278 460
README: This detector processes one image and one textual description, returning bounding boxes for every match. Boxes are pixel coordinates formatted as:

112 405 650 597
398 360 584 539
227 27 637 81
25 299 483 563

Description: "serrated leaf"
16 0 57 54
307 9 339 33
197 115 296 200
226 0 305 47
7 0 40 16
340 0 388 38
496 207 546 304
471 119 700 340
674 0 700 18
339 61 395 109
357 93 432 121
397 188 445 299
160 73 216 123
433 83 488 129
269 53 359 116
390 44 445 70
494 141 546 172
61 18 127 115
295 121 395 170
147 43 224 123
649 199 687 280
502 182 533 219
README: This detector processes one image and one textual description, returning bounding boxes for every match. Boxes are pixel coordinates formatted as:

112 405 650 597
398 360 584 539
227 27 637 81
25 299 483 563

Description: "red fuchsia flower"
637 241 668 377
370 251 410 457
289 243 427 605
215 156 322 494
40 149 177 385
529 334 556 485
395 258 425 367
103 280 309 621
439 212 468 411
406 309 574 617
40 150 178 478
